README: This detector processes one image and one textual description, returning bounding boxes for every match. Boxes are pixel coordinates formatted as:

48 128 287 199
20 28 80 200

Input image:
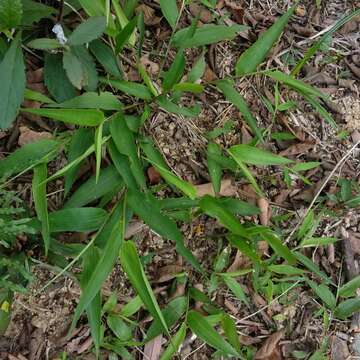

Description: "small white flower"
52 23 67 45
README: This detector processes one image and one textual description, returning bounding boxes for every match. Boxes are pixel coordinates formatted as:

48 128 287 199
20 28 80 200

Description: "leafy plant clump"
0 0 360 358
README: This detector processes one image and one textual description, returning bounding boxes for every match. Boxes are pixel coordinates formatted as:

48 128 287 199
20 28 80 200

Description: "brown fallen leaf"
154 264 183 283
294 5 306 17
18 126 52 146
279 142 316 156
143 334 163 360
254 329 285 360
135 4 161 26
257 198 270 226
195 179 237 197
140 55 160 77
330 335 351 360
189 3 212 23
227 249 250 272
202 66 218 82
339 15 360 34
147 166 162 185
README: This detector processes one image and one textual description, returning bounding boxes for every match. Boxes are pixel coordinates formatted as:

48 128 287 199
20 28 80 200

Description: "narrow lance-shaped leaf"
120 240 169 335
95 122 103 183
262 231 297 264
159 0 178 29
0 34 25 129
101 78 153 100
32 163 50 255
335 298 360 320
207 142 222 195
235 6 295 76
338 275 360 298
160 322 187 360
115 15 138 54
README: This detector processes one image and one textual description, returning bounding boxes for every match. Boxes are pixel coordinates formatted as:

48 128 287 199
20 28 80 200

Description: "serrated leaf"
228 144 292 166
63 50 84 89
216 80 262 141
101 78 153 100
68 16 106 45
338 275 360 298
187 311 239 357
235 6 295 75
21 108 104 126
44 53 76 102
0 0 22 29
172 24 247 48
160 0 178 29
27 38 61 50
120 240 169 335
32 163 50 255
0 34 25 129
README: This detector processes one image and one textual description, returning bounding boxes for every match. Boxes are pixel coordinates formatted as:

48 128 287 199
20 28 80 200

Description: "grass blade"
160 322 186 360
207 142 222 195
94 121 103 183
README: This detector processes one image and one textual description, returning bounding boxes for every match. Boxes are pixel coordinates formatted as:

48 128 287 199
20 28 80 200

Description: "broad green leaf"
81 247 102 356
46 92 122 110
162 50 185 91
265 71 327 99
160 0 178 29
235 6 295 75
222 276 249 306
156 95 201 117
0 34 25 129
187 50 206 82
0 139 59 179
335 298 360 320
172 24 247 48
110 113 147 189
207 142 222 194
216 80 262 140
22 0 56 26
221 314 241 352
268 264 305 275
173 82 204 93
89 39 122 78
120 295 143 317
70 200 127 333
24 88 54 104
127 189 201 271
300 237 337 248
101 78 152 100
95 122 103 183
120 240 169 335
44 53 76 102
0 0 22 29
63 49 84 89
48 208 108 232
262 231 296 264
68 16 106 45
27 38 62 50
228 144 292 166
32 163 50 255
199 195 249 238
21 108 103 126
115 15 138 54
307 279 336 310
64 128 93 196
339 275 360 298
292 9 360 76
107 315 132 341
187 311 239 357
65 165 123 208
146 296 187 341
160 322 186 360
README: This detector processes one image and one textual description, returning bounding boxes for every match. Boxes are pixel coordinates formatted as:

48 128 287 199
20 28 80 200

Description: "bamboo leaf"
94 122 103 183
221 314 241 352
24 88 54 104
156 95 201 117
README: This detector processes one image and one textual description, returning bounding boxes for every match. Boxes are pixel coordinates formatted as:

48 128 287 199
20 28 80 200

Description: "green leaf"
0 139 59 179
107 315 132 341
0 34 25 129
227 235 260 265
199 195 249 238
32 163 50 255
162 50 185 91
24 88 54 104
346 195 360 208
78 0 104 16
262 231 296 264
89 39 122 78
70 200 127 333
159 0 178 29
120 295 143 317
22 0 56 26
110 113 147 189
138 63 159 97
46 92 122 110
146 296 187 341
222 276 249 306
44 53 76 102
120 240 169 335
207 142 223 194
187 51 206 83
307 279 336 310
115 15 138 54
65 165 123 208
127 189 201 271
221 314 241 352
335 298 360 320
21 108 104 126
235 6 295 75
268 264 305 275
339 275 360 298
187 311 239 357
156 95 201 117
27 38 61 50
160 322 186 360
68 16 106 45
64 128 93 196
63 49 84 90
48 208 108 232
218 198 260 216
216 80 262 141
0 0 22 29
101 78 153 100
228 144 292 166
291 162 321 172
300 237 337 248
172 24 247 48
173 82 204 93
94 122 103 183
